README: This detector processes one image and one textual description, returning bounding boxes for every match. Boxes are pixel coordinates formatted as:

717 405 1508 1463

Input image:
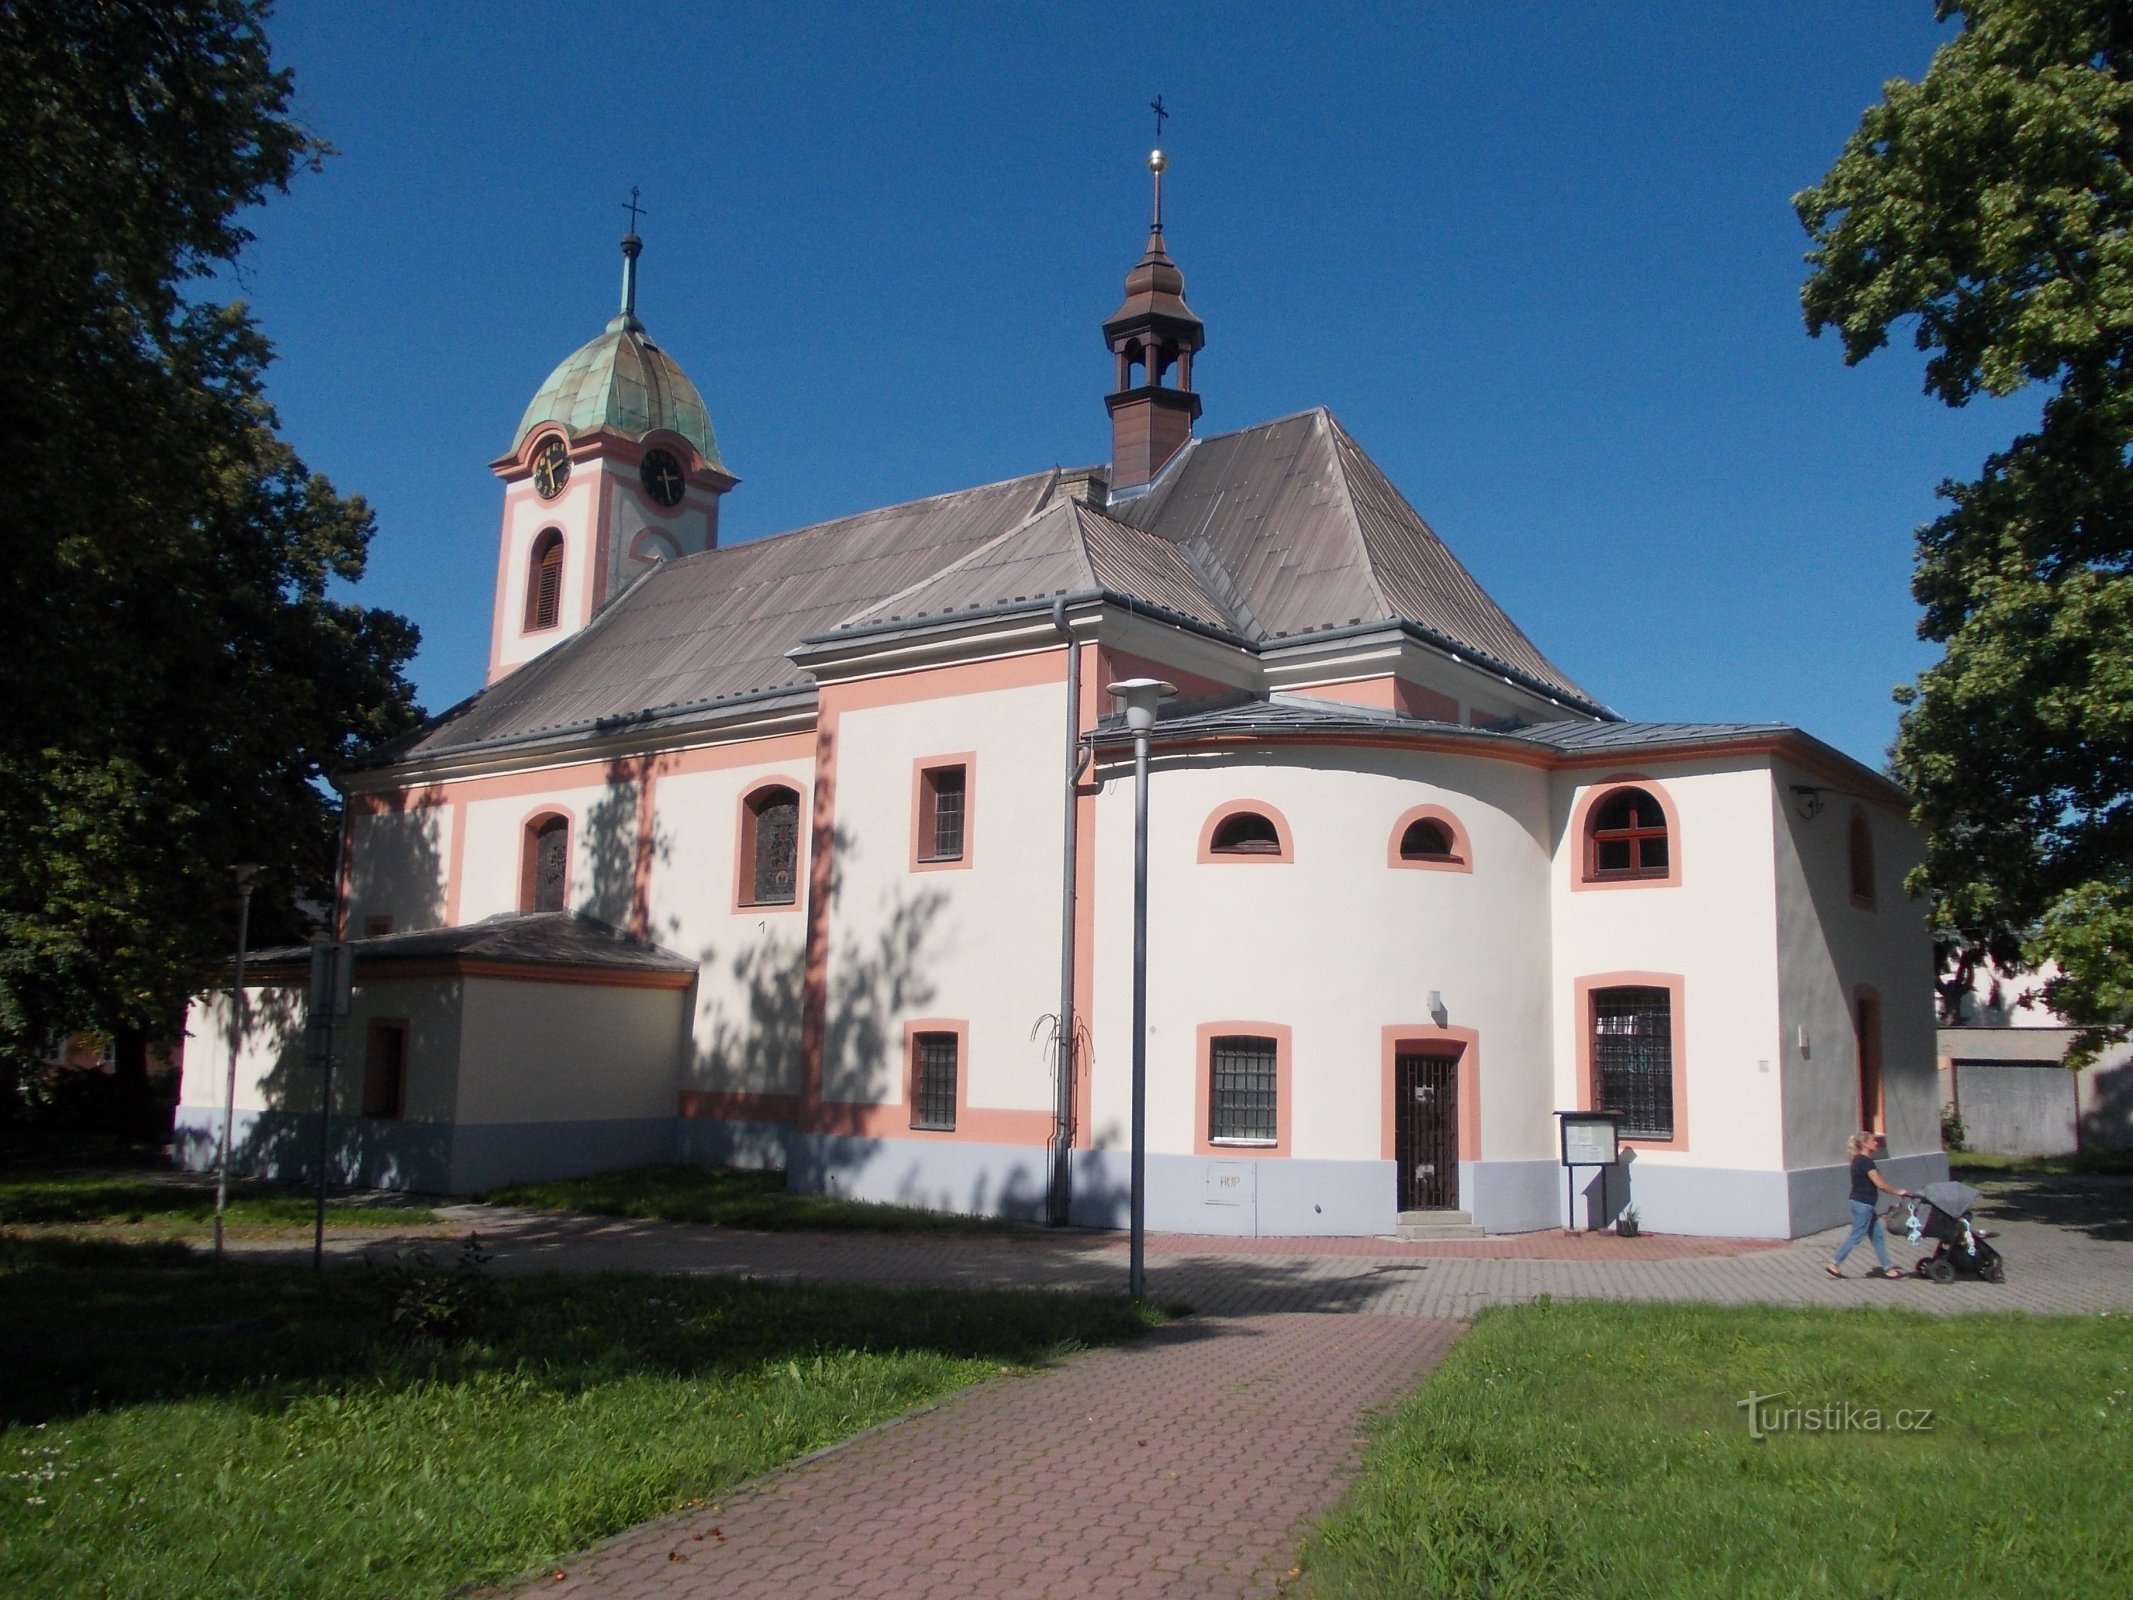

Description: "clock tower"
487 226 737 683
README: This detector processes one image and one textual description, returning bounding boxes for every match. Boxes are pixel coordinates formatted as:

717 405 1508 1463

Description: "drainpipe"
1048 597 1090 1225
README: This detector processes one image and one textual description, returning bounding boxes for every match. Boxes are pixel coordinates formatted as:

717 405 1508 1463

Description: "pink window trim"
1569 776 1682 891
1379 1024 1482 1163
517 806 574 914
909 753 977 872
1194 1020 1293 1156
1196 799 1295 864
1574 971 1689 1151
1386 804 1473 873
733 776 808 914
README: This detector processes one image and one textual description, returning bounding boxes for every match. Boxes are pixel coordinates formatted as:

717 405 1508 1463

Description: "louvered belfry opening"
525 529 564 631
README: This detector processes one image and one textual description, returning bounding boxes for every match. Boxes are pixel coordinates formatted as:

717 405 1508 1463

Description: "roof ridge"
834 498 1092 629
1314 408 1399 627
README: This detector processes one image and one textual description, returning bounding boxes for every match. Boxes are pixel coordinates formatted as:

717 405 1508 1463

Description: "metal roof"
514 322 724 470
363 411 1607 772
240 912 696 975
1108 409 1593 705
831 497 1236 636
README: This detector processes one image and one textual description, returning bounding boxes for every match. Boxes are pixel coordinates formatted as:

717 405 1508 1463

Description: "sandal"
1824 1264 1843 1278
1875 1268 1905 1280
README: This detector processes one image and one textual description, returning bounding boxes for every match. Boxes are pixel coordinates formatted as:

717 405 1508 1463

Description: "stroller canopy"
1920 1180 1982 1219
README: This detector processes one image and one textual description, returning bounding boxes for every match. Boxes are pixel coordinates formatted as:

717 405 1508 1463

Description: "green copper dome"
512 234 725 471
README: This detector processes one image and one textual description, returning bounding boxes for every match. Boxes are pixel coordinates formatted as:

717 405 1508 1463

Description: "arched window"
1210 812 1280 854
1848 811 1876 907
741 785 800 906
1399 818 1454 859
525 529 564 631
1587 786 1669 880
521 813 569 913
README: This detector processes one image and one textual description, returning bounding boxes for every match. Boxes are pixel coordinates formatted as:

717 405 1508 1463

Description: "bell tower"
487 215 736 683
1104 147 1205 493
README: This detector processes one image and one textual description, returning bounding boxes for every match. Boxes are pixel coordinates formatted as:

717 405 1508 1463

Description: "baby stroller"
1903 1180 2005 1284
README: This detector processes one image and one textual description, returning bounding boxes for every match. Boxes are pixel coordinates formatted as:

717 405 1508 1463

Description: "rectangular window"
1209 1034 1278 1144
363 1021 407 1120
919 765 966 862
363 915 394 938
911 1031 958 1131
1591 987 1672 1139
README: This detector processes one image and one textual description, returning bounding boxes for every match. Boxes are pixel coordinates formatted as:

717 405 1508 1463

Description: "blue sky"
237 1 2027 767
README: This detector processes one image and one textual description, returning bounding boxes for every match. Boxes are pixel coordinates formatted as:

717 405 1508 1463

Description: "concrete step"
1396 1209 1484 1242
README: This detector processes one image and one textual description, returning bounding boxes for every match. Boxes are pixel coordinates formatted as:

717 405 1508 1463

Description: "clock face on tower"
640 448 685 508
532 438 571 500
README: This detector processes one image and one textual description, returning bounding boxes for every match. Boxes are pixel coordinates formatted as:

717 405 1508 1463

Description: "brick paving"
290 1175 2126 1600
522 1314 1461 1600
380 1176 2133 1321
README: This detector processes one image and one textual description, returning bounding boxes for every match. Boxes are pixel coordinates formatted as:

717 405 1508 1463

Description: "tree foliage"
1797 0 2133 1062
0 1 420 1094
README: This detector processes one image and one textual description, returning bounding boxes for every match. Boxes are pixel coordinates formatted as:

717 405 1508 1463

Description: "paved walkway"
524 1314 1462 1600
351 1175 2126 1600
387 1173 2133 1321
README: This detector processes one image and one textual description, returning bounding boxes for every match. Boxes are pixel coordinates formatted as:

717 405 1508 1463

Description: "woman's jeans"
1833 1199 1891 1269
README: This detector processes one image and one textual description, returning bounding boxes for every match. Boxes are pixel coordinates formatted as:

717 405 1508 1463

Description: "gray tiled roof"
243 912 695 974
362 410 1605 772
1108 409 1590 702
831 497 1238 636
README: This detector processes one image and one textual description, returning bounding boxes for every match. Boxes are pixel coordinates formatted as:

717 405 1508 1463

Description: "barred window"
919 765 966 862
743 786 800 906
1591 986 1672 1139
1587 786 1668 879
911 1031 958 1131
1209 1034 1278 1143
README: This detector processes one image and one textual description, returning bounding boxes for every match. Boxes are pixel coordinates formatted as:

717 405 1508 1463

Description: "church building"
179 155 1946 1238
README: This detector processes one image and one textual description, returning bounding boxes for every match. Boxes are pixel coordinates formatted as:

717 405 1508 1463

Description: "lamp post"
1107 677 1174 1302
214 863 264 1264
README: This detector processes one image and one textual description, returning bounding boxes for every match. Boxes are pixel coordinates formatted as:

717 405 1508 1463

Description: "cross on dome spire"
613 187 646 332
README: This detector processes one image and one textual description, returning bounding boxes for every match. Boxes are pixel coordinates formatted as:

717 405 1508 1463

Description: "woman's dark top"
1849 1154 1878 1205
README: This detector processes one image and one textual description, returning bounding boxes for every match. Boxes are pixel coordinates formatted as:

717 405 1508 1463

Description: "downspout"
1048 596 1091 1225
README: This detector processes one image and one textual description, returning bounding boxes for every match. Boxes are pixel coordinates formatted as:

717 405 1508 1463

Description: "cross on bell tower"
1103 136 1204 492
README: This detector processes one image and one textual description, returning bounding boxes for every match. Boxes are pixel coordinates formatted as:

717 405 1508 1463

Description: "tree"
1797 0 2133 1063
0 1 420 1118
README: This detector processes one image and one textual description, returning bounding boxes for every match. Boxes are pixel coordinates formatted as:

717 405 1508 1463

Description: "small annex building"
180 159 1947 1237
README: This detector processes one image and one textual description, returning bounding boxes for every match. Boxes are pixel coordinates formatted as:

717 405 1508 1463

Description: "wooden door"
1395 1052 1460 1210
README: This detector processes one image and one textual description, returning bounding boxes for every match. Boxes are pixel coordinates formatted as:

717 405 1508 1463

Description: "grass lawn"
0 1169 439 1239
0 1237 1154 1599
480 1162 1034 1234
1306 1300 2130 1599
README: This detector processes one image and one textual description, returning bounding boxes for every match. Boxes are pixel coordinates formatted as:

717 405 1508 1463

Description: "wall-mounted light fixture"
1427 990 1448 1027
1790 784 1828 821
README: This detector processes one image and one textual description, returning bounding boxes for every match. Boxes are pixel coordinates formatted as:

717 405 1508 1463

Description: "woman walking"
1827 1130 1915 1279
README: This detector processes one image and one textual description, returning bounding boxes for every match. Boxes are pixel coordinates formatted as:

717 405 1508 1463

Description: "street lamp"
214 863 264 1263
1107 677 1174 1302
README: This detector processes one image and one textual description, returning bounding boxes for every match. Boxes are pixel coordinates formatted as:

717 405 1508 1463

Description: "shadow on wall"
2082 1057 2133 1152
578 755 665 932
175 985 454 1193
343 790 446 933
